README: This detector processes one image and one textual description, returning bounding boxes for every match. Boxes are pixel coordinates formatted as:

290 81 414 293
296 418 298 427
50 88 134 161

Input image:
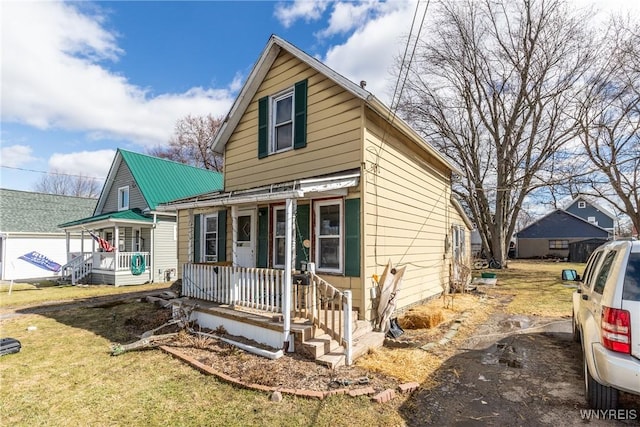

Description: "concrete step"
302 333 341 359
352 330 386 360
316 347 347 369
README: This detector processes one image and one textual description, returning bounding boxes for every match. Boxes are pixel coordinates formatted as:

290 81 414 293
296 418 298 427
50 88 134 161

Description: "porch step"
302 320 386 369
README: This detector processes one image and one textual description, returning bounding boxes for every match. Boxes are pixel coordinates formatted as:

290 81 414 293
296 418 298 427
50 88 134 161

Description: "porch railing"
294 272 352 364
60 252 93 285
182 263 353 364
182 264 285 313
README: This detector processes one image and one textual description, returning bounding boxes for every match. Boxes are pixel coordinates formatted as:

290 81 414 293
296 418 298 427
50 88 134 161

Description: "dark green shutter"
293 79 307 150
257 207 269 268
344 198 360 277
295 204 310 270
258 96 269 158
193 214 201 262
217 210 227 262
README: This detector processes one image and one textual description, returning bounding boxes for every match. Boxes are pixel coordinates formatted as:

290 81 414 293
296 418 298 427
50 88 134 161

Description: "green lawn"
0 261 583 425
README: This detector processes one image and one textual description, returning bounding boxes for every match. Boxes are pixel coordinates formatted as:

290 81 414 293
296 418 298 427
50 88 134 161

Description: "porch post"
231 205 238 307
283 198 296 352
66 231 71 263
114 226 120 269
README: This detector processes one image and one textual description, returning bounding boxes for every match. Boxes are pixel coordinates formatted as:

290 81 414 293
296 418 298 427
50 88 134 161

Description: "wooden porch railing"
182 263 353 364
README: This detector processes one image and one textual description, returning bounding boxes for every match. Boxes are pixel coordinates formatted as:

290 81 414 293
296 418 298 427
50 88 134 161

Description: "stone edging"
159 345 419 403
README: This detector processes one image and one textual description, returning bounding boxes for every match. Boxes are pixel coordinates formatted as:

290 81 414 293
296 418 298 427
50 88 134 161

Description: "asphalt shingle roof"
0 189 97 233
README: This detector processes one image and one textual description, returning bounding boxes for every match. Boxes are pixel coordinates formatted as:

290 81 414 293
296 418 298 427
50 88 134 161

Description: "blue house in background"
515 198 614 259
564 196 616 235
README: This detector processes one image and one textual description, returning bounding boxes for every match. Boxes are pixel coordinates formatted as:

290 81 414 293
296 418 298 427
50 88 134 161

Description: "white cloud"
48 150 116 181
0 145 36 167
0 2 235 147
322 1 419 104
316 1 387 38
274 0 330 28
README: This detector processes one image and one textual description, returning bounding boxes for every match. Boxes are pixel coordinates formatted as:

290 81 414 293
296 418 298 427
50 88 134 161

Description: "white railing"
182 263 353 364
116 252 150 271
60 252 93 285
182 264 285 313
295 272 353 364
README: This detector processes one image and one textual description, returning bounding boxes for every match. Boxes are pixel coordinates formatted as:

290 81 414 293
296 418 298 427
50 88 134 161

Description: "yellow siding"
361 109 455 320
224 51 362 191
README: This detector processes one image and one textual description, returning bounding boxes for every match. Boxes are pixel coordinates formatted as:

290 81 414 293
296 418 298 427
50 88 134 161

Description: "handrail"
296 272 353 364
60 253 93 285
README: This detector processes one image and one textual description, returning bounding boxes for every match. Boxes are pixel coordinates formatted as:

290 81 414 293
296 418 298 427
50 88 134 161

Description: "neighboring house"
58 149 223 286
0 189 96 281
564 196 616 236
515 209 611 259
158 36 472 365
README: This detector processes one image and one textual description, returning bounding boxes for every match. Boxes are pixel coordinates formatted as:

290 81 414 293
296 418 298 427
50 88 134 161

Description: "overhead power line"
1 165 104 181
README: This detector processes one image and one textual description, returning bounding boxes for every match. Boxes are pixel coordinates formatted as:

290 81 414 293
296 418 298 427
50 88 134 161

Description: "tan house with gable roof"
159 36 471 366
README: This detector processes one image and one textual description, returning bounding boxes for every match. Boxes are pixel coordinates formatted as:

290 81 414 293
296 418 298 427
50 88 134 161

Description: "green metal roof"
0 189 96 233
59 208 153 228
119 149 223 210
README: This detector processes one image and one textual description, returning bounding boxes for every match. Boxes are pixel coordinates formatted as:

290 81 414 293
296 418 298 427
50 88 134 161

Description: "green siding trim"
293 79 307 150
258 97 269 159
344 198 360 277
193 214 201 262
217 210 227 262
296 204 310 270
257 207 269 268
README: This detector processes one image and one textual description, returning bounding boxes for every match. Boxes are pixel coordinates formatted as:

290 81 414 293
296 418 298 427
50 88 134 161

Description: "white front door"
236 210 255 267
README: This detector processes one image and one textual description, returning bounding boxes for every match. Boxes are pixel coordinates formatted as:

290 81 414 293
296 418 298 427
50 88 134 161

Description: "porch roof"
58 208 153 231
157 169 360 211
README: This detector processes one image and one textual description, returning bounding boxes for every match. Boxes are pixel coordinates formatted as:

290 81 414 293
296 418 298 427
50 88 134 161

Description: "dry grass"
0 281 171 309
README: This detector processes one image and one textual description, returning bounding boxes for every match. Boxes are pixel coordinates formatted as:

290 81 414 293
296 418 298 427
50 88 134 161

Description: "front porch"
180 263 384 367
60 251 152 286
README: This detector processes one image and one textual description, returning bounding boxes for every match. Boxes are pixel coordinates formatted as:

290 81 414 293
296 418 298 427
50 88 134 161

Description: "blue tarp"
18 251 61 272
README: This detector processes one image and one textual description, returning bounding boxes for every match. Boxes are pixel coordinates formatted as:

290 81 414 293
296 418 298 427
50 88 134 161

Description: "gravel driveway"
399 313 640 426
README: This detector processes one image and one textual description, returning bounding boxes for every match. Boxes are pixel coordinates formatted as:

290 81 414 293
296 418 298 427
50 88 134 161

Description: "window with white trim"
118 186 129 211
203 214 218 262
587 216 597 225
315 200 343 273
271 89 294 153
578 201 586 208
273 206 286 268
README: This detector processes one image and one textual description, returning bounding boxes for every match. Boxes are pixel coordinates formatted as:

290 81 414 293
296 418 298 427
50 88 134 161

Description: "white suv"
572 239 640 410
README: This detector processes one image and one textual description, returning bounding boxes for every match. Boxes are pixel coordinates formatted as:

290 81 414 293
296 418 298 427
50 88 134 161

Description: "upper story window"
118 186 129 211
272 90 294 153
587 216 597 225
315 199 343 273
258 79 307 159
578 201 586 208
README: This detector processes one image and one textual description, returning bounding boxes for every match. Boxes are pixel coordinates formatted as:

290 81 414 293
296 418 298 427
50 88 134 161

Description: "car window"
593 250 617 294
583 251 603 286
623 252 640 301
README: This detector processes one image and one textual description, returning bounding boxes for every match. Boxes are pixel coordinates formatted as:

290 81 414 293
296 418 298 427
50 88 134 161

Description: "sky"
1 0 637 194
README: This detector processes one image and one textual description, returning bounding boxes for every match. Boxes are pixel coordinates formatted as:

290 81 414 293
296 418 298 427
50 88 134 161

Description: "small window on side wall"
118 186 129 211
578 201 586 208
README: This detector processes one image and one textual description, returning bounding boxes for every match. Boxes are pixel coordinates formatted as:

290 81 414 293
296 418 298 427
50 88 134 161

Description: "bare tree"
576 16 640 238
396 0 595 265
149 114 224 171
33 169 100 198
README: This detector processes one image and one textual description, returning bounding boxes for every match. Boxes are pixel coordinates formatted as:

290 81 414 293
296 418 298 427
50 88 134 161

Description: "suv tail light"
601 307 631 354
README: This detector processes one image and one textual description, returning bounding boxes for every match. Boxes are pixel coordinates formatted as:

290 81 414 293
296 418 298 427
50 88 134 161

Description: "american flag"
89 230 115 252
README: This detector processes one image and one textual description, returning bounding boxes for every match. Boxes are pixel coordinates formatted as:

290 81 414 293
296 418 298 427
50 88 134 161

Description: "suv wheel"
584 354 619 409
